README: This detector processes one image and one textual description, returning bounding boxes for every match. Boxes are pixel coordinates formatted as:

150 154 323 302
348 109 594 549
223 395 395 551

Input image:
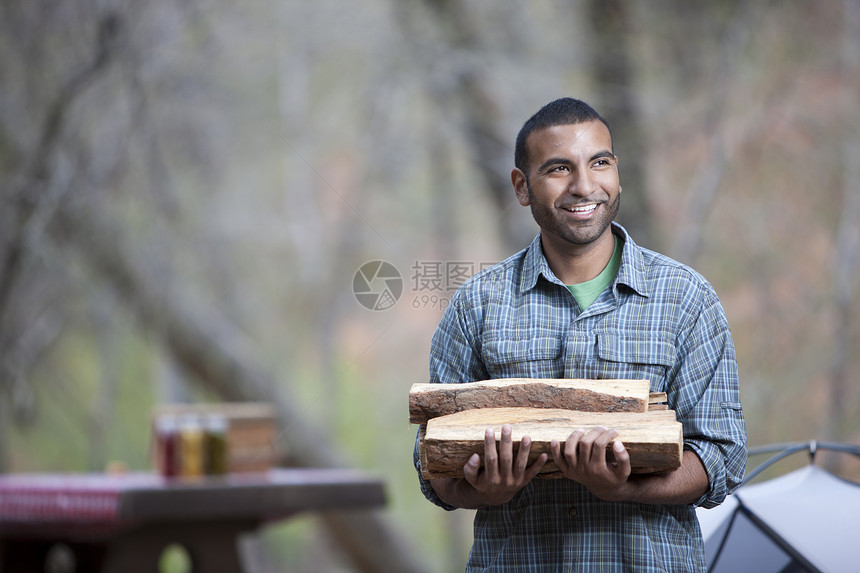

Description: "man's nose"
566 167 597 197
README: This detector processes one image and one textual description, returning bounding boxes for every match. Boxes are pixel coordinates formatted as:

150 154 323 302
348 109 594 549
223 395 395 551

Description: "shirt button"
568 506 577 517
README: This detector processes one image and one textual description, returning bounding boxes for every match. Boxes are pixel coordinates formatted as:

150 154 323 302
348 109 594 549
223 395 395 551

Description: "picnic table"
0 468 386 572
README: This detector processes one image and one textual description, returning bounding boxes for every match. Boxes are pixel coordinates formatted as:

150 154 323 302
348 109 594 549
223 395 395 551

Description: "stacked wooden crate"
152 403 280 474
410 379 681 479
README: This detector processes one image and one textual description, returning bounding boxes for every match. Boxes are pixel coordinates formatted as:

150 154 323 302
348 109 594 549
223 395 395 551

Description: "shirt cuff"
684 440 727 509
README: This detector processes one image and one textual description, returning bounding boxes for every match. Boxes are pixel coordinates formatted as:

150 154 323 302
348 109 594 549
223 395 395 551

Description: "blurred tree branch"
0 12 122 471
0 12 120 339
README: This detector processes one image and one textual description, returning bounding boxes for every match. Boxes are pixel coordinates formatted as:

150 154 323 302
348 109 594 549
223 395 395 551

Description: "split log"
419 407 682 479
649 392 668 410
409 379 651 424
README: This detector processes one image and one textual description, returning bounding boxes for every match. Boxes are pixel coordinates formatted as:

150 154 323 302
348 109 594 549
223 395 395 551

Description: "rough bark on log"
409 379 651 424
419 407 682 479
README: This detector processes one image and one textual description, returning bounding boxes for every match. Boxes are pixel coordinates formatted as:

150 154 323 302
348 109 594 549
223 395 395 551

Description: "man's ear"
511 168 530 206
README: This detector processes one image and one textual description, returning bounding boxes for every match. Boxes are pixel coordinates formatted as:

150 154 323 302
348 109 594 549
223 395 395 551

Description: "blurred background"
1 0 859 571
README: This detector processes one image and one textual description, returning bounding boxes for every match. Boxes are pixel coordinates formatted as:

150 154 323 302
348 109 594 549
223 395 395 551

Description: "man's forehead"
526 120 611 151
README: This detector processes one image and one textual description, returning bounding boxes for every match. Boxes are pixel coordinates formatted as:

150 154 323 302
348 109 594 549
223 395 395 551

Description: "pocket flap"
597 332 677 367
483 336 561 365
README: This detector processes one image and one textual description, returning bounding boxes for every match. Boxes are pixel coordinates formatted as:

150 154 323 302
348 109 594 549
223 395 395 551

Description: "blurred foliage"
1 0 860 571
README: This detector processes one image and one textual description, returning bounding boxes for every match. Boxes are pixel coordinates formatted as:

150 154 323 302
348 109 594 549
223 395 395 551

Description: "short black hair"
514 98 612 175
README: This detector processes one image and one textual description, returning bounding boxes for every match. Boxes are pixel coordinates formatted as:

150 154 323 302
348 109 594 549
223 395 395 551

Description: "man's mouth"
561 203 598 215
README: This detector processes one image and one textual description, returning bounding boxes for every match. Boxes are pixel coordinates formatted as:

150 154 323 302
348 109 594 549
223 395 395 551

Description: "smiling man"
513 120 621 285
414 98 747 572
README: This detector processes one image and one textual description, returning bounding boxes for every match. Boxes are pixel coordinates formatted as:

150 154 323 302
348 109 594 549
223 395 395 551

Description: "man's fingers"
550 439 567 473
524 452 548 481
610 440 631 479
592 427 619 469
566 428 585 465
483 427 498 478
498 424 514 475
578 427 615 467
515 435 533 475
463 453 481 486
593 427 618 449
576 427 598 465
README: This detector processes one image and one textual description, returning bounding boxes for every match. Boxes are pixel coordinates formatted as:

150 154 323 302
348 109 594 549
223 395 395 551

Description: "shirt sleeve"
414 290 489 510
670 288 747 509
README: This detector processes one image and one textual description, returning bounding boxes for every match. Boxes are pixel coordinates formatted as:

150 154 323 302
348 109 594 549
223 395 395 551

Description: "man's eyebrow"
536 157 572 174
590 150 616 162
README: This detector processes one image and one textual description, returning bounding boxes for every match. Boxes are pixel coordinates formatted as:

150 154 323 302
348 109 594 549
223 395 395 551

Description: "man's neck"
541 228 616 285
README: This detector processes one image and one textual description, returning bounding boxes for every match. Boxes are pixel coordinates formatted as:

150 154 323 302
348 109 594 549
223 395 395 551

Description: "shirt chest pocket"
481 336 563 379
589 332 676 390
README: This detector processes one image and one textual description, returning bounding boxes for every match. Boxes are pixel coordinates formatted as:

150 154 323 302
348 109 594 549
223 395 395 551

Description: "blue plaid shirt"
415 224 746 572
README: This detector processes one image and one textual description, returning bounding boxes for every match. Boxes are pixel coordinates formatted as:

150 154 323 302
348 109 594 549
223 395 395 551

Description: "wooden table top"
0 468 386 537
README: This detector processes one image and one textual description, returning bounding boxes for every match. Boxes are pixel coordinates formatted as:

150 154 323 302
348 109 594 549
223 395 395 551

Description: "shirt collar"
520 234 557 292
611 223 650 298
520 222 650 298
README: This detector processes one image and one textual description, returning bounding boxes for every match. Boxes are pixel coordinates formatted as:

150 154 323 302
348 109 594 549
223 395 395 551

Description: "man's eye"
550 165 569 173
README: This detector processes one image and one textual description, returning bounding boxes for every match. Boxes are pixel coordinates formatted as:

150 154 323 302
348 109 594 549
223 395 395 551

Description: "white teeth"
565 204 597 213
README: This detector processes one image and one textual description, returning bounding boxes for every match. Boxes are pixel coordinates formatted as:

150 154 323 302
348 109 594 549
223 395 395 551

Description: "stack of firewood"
410 379 682 479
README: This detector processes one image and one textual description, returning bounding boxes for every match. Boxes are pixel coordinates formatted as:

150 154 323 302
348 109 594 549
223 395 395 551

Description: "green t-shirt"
567 235 623 310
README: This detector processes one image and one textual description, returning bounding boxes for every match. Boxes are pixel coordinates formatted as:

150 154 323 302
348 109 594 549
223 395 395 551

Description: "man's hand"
550 426 632 502
462 424 548 506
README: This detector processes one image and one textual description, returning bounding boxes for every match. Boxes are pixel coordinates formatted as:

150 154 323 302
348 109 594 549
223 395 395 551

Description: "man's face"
512 120 620 249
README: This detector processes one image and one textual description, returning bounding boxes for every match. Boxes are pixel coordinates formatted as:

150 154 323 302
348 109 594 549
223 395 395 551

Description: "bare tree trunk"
668 2 761 263
400 0 535 251
587 0 655 249
0 404 7 473
825 0 860 470
457 73 532 250
90 292 119 472
272 0 326 284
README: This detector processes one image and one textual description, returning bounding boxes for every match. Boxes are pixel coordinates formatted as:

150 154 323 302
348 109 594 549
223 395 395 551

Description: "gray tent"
696 442 860 573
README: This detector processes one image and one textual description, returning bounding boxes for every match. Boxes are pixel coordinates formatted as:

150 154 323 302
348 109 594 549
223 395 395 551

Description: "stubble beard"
527 183 621 247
